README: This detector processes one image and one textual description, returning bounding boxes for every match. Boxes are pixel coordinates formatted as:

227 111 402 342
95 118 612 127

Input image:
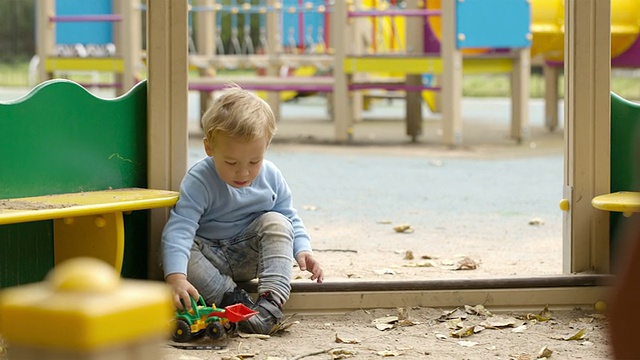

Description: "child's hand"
165 273 199 310
295 251 324 283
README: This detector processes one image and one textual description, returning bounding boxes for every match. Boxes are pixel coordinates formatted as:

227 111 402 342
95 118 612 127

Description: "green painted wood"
610 92 640 255
0 80 149 287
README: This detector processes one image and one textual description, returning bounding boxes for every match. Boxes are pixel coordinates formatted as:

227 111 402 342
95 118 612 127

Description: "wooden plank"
0 189 179 225
147 0 189 280
563 0 611 274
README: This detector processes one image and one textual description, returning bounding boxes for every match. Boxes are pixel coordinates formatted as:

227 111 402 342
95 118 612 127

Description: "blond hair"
201 84 277 144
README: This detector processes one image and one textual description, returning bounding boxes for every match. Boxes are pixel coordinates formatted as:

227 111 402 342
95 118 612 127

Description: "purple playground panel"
189 81 439 93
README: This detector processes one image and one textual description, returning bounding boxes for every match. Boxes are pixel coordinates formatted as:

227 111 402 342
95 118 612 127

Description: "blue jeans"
187 211 294 307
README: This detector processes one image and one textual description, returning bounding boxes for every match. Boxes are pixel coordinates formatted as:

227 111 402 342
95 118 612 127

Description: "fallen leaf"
480 316 520 328
376 350 403 357
438 308 468 322
373 268 397 275
451 326 475 338
393 224 414 233
455 257 478 270
529 217 545 225
402 261 437 268
512 325 527 333
420 254 436 259
435 333 448 340
537 346 553 358
403 250 415 260
377 220 393 224
562 328 586 341
329 348 357 359
397 307 410 321
457 341 478 347
465 304 493 317
237 333 271 339
335 333 360 344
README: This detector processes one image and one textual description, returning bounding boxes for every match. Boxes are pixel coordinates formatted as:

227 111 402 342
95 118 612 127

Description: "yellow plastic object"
531 0 640 61
45 57 125 72
0 188 179 272
559 198 570 211
592 191 640 216
0 257 173 352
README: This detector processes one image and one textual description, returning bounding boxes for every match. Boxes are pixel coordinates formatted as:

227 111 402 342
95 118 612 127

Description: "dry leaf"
435 333 448 340
393 224 413 233
563 328 586 341
335 333 360 344
377 350 403 357
397 307 410 321
373 268 397 275
438 308 468 322
512 325 527 333
403 250 414 260
420 254 435 259
402 261 437 268
457 341 478 347
451 326 475 338
329 348 357 359
455 257 478 270
465 304 493 317
237 332 271 339
377 220 393 224
528 217 545 225
480 316 519 328
537 346 553 358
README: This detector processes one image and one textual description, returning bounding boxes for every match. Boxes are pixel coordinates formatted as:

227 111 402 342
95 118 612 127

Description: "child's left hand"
295 251 324 283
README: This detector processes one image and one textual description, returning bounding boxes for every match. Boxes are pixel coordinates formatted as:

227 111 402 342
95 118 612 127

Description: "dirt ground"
162 306 611 359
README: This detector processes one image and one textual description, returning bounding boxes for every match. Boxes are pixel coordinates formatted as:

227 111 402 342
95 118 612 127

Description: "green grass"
1 61 639 100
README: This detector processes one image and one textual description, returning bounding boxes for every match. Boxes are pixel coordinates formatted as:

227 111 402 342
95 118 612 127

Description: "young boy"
162 85 323 335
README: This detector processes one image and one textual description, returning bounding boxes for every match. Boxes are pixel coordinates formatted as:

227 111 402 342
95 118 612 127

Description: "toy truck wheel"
205 321 225 340
172 319 192 342
224 321 237 333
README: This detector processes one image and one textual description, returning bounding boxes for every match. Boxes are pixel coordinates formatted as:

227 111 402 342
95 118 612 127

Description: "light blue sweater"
162 157 312 277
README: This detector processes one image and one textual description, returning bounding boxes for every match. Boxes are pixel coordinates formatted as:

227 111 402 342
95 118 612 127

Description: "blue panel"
281 0 327 49
456 0 531 49
55 0 113 45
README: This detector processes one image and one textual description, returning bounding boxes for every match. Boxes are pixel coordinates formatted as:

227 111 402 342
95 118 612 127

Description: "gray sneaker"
238 292 284 335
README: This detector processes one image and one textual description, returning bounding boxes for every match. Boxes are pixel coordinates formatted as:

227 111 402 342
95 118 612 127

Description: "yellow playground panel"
530 0 640 62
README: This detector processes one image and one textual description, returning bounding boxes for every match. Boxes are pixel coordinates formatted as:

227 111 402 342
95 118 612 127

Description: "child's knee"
259 212 294 238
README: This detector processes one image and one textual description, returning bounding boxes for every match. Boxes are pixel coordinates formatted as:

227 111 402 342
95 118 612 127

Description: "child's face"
204 134 268 188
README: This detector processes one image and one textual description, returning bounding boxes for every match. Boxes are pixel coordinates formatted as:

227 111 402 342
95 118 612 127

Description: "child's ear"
203 138 213 156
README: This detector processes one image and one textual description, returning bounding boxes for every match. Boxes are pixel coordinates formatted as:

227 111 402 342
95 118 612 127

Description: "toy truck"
172 295 258 342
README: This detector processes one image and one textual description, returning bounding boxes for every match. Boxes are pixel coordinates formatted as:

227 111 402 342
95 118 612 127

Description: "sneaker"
218 287 255 309
237 292 284 335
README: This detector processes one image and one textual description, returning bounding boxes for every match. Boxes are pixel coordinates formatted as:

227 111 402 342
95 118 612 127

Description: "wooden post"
195 0 215 118
146 0 189 280
441 0 462 145
266 0 281 122
544 64 560 131
405 0 423 142
36 0 55 84
510 47 530 142
563 0 611 274
113 0 140 96
331 0 351 142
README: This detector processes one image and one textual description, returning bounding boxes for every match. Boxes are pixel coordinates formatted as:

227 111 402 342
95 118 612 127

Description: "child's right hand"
165 273 199 310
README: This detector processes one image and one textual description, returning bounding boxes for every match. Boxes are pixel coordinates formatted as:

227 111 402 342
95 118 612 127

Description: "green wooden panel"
0 80 149 287
610 92 640 255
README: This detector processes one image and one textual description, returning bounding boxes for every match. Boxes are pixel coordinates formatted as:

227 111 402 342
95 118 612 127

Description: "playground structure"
188 0 532 144
532 0 640 131
35 1 640 145
35 0 142 96
0 0 626 328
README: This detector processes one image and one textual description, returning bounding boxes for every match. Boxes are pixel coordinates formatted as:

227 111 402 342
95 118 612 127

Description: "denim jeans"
187 211 294 307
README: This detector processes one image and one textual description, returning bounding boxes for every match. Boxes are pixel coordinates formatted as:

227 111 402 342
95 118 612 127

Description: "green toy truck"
172 295 258 342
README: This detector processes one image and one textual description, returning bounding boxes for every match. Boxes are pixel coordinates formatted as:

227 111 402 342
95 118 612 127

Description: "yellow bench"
0 188 178 273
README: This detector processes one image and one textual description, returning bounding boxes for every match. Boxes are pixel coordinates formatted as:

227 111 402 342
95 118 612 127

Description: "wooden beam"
441 0 462 145
563 0 611 274
146 0 189 280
